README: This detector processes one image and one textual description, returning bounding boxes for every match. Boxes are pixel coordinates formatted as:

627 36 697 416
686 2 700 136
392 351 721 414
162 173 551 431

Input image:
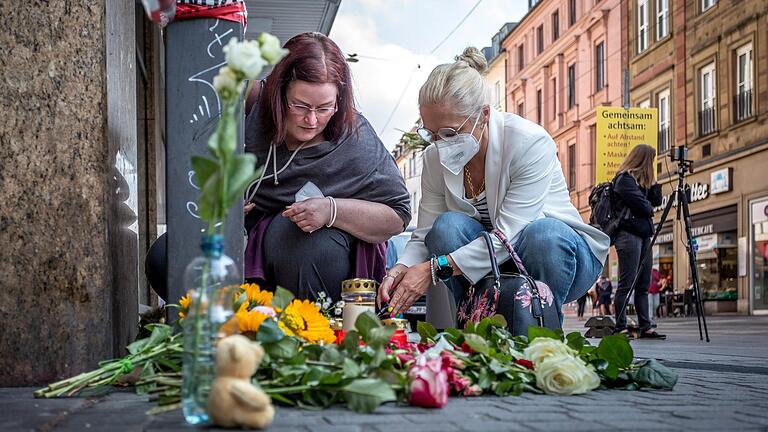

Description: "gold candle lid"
341 278 378 294
382 317 410 331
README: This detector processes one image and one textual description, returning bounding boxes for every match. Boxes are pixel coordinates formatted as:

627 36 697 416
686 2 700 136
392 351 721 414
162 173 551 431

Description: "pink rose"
462 384 482 396
408 357 449 408
440 351 466 370
397 353 416 365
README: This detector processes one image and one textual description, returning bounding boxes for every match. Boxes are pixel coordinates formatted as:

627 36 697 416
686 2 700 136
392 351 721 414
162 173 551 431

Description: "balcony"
698 103 716 137
734 89 753 123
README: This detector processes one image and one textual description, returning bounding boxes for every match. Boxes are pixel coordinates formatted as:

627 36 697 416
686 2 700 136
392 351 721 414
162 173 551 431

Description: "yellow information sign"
595 107 658 184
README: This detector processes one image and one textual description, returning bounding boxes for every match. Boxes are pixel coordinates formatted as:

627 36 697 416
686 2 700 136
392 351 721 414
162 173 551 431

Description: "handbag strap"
491 229 527 276
478 231 501 286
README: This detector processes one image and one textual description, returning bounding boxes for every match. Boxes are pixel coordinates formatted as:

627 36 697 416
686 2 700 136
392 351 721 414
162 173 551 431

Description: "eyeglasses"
287 103 337 118
416 113 479 144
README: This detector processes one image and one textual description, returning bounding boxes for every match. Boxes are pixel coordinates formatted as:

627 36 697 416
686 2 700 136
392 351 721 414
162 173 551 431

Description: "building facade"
392 133 423 229
626 0 768 314
502 0 628 224
483 23 517 112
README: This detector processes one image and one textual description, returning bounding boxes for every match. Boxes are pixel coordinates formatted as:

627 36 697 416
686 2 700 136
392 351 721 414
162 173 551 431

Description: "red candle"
334 329 346 345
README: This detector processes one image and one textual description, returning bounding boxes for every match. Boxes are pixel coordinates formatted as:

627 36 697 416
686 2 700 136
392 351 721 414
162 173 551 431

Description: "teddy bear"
208 334 275 429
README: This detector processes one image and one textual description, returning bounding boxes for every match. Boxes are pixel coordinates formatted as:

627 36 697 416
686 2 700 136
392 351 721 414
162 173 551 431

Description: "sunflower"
237 307 270 334
178 293 191 319
278 299 336 344
240 283 273 307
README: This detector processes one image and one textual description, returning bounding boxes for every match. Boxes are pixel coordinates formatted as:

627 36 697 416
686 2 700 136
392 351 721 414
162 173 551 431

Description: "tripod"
616 154 711 342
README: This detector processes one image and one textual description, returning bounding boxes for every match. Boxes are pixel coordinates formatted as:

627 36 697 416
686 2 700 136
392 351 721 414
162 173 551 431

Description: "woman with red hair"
243 32 410 302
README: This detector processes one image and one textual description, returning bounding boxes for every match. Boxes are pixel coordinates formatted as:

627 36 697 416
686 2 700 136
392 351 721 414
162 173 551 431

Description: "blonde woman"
377 47 610 324
612 144 665 339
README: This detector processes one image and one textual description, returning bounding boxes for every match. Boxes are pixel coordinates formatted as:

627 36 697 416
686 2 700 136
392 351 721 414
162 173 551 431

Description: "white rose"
534 354 601 395
523 338 577 365
213 66 240 96
258 33 288 64
224 38 266 80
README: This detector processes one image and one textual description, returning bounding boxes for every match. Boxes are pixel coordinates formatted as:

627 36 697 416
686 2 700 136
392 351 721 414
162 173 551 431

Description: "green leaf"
255 319 285 344
443 328 462 343
224 154 259 209
477 368 492 390
367 326 395 349
341 330 359 353
463 333 490 355
494 381 514 396
464 322 477 334
197 171 223 223
596 335 634 369
605 363 619 380
264 337 299 359
271 286 295 311
527 326 561 342
301 367 326 386
320 371 344 386
489 358 510 375
417 321 438 341
355 311 382 339
342 378 397 414
565 332 588 352
343 358 362 379
190 156 219 191
633 359 678 389
319 346 342 364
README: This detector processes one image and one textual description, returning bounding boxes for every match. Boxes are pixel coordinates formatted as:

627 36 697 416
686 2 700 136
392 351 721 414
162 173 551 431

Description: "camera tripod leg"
679 186 711 342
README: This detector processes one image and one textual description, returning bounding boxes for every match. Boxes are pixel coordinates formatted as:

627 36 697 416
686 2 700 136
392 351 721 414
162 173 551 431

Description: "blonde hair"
418 47 491 116
617 144 656 189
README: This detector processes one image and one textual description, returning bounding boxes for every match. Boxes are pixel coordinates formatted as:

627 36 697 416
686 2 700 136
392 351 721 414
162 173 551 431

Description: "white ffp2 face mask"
436 113 486 175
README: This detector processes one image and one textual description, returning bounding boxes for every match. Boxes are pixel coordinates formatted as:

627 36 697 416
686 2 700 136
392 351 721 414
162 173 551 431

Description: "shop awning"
244 0 341 42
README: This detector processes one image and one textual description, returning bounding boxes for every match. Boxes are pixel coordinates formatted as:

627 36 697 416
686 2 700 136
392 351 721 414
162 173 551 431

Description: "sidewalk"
3 316 768 432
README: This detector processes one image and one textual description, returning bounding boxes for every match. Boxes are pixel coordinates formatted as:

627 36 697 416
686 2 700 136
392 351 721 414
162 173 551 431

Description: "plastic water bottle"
181 234 239 425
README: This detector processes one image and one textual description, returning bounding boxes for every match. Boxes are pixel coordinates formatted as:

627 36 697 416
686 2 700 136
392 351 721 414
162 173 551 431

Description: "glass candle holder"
341 279 377 332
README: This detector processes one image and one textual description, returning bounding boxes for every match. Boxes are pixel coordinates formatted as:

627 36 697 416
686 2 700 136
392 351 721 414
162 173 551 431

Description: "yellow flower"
237 308 270 334
178 293 191 319
279 299 336 344
240 283 273 307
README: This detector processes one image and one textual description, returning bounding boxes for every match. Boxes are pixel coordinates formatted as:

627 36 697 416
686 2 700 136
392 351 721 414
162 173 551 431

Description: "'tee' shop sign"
595 107 658 184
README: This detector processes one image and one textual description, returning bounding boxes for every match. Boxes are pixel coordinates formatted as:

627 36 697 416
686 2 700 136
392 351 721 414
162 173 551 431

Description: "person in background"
649 267 661 327
596 275 613 315
576 292 589 320
612 144 665 339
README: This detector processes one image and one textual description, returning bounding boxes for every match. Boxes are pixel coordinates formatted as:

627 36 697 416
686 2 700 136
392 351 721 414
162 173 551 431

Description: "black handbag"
456 230 561 336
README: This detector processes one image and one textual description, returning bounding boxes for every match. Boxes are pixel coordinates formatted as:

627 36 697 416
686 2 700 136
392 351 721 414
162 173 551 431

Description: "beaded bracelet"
429 256 439 286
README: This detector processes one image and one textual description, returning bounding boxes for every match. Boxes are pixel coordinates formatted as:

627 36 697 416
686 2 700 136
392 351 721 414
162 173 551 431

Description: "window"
518 45 525 72
494 81 502 110
567 144 576 191
567 64 576 109
551 78 557 120
537 25 544 54
656 0 669 40
595 42 605 92
569 0 576 26
657 89 670 154
529 0 540 7
638 0 648 54
699 62 716 136
552 11 560 41
702 0 716 12
536 89 543 124
518 101 525 118
639 99 651 109
735 44 753 122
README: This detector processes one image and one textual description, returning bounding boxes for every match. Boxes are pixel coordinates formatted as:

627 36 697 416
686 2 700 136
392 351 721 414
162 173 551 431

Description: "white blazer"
398 109 610 283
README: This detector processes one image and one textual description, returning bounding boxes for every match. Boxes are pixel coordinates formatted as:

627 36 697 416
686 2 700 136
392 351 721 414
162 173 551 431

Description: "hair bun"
456 47 488 74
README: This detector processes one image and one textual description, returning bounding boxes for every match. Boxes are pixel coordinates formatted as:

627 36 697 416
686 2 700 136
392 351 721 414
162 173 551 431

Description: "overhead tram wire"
378 0 485 136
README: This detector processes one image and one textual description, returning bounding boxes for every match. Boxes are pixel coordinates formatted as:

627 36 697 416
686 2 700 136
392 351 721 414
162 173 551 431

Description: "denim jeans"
424 212 604 321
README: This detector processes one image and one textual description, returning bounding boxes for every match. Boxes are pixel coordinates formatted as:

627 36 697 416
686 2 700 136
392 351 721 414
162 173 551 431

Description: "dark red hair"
258 32 356 146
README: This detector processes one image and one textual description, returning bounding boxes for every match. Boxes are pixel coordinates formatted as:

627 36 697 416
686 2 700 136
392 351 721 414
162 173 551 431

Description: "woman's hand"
244 202 255 215
386 262 432 315
377 264 407 308
282 198 332 233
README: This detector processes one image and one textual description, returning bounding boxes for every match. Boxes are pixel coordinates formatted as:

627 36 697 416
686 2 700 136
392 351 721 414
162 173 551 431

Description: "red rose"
514 359 534 370
460 342 475 354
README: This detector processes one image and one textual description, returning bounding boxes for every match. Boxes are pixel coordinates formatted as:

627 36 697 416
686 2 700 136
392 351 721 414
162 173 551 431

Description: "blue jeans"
425 212 603 321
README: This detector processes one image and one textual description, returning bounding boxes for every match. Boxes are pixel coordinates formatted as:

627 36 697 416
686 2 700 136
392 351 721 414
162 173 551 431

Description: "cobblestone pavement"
4 316 768 432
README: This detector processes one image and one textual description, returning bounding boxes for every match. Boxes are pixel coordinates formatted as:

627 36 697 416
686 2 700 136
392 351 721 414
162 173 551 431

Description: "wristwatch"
434 255 454 281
